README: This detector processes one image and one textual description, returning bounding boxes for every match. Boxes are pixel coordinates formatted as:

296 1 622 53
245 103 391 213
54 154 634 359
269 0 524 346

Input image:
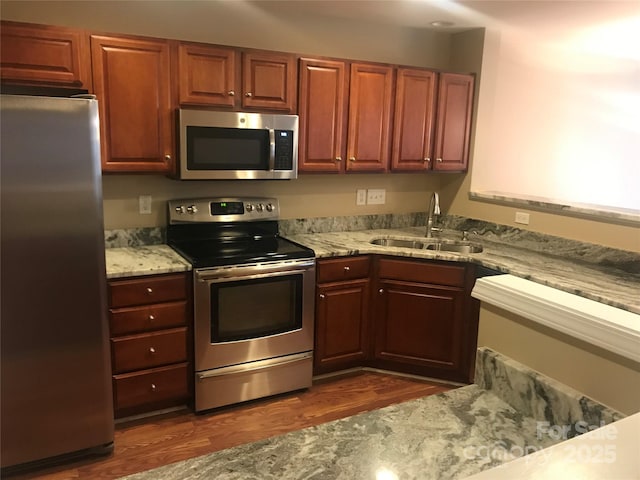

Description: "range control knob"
266 203 274 212
246 203 254 212
256 203 264 212
186 205 198 214
175 205 186 214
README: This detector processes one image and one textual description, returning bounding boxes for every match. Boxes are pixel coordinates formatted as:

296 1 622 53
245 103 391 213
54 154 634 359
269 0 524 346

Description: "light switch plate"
139 195 152 215
356 189 367 206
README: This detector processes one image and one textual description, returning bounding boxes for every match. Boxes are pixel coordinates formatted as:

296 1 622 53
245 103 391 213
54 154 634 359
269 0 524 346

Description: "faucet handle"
461 231 469 241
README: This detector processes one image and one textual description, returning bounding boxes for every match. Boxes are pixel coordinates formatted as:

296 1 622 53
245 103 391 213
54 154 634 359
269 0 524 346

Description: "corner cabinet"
372 257 478 382
91 35 174 173
392 70 474 173
108 272 191 418
432 73 475 172
0 21 92 90
314 257 371 374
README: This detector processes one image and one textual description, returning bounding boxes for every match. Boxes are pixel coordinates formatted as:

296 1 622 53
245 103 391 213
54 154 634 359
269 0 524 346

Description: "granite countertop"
120 348 625 480
284 227 640 314
105 244 191 279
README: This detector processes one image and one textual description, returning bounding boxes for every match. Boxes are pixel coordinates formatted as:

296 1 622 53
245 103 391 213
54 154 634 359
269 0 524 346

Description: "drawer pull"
149 347 156 354
148 314 155 321
150 383 157 392
319 293 325 299
343 266 350 272
146 287 153 294
379 288 384 294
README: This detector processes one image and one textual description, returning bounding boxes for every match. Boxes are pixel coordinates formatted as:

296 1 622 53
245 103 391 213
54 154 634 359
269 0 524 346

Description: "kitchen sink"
370 237 483 254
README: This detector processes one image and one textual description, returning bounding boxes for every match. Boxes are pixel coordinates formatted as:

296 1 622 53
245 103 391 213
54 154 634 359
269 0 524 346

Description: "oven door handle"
195 259 315 283
196 351 312 380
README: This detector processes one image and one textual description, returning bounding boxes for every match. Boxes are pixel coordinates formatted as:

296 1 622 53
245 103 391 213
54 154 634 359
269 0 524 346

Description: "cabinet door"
374 279 465 374
242 51 297 112
391 68 437 171
433 73 474 172
315 279 370 374
346 63 394 172
177 43 238 107
91 35 173 173
298 58 348 173
1 21 92 89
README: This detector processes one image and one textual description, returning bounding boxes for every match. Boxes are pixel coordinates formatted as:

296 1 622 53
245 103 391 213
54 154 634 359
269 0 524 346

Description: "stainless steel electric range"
167 197 315 412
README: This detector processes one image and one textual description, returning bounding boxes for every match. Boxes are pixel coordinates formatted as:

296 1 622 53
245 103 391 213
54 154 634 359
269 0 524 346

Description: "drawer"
109 273 187 308
110 301 187 336
113 363 188 411
111 327 187 373
317 256 370 283
378 258 465 287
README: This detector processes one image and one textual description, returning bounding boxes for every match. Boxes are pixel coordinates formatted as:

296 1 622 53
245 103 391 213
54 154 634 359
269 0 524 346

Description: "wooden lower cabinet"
108 272 192 418
314 257 371 374
314 255 479 383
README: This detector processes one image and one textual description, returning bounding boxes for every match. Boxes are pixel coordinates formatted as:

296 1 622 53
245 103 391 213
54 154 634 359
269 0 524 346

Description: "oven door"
193 259 315 372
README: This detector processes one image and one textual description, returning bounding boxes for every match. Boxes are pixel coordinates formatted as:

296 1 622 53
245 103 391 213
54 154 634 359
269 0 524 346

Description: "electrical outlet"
356 189 367 206
367 189 386 205
515 211 530 225
139 195 152 215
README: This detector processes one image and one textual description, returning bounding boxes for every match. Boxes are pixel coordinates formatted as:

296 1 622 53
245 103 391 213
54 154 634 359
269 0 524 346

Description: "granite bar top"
284 227 640 314
119 348 624 480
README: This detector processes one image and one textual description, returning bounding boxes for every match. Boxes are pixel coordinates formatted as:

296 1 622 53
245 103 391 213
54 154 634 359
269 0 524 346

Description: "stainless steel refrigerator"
1 94 114 472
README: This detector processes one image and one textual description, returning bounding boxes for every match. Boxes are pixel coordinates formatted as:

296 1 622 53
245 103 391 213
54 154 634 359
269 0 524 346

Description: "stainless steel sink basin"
370 237 483 254
370 238 428 249
425 242 483 254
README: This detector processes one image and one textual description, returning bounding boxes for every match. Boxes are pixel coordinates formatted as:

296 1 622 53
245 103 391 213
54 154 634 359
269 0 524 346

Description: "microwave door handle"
268 129 276 171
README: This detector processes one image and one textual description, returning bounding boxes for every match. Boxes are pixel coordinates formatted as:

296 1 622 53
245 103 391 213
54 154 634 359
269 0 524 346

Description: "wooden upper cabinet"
298 58 348 173
391 68 437 172
347 63 394 172
0 21 92 89
177 43 238 107
433 72 474 172
242 51 297 112
91 35 173 173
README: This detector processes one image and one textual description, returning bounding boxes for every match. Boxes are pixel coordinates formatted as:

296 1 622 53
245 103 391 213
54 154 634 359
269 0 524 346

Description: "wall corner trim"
472 274 640 363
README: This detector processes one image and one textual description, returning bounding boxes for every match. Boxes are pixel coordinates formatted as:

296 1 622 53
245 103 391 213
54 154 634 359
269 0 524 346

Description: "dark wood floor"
12 371 451 480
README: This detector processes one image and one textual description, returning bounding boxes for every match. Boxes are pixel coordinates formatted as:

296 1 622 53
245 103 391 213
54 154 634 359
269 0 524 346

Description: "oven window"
210 274 302 343
187 126 269 170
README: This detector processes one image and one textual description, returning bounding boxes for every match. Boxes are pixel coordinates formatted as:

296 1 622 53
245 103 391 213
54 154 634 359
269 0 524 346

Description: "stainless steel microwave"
178 110 298 180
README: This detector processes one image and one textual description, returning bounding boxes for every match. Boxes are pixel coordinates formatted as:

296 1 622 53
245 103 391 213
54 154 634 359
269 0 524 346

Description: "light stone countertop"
285 227 640 314
105 244 191 279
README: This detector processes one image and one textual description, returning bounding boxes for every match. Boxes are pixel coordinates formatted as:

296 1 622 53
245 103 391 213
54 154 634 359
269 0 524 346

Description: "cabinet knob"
228 90 235 96
436 158 443 163
150 383 157 392
378 288 384 294
148 314 155 321
149 347 156 354
319 293 325 299
343 266 350 272
164 154 171 161
146 287 153 294
335 157 342 162
349 157 356 162
245 92 253 97
424 157 431 163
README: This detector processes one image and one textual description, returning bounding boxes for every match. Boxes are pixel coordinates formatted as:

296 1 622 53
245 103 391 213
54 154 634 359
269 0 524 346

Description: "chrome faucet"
426 192 441 238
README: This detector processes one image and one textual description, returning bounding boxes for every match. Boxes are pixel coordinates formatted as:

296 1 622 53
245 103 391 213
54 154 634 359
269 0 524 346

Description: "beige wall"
478 304 640 416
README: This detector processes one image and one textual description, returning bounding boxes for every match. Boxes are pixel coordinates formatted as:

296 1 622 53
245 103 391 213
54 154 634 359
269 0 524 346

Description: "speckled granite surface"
105 245 191 279
284 226 640 314
118 349 622 480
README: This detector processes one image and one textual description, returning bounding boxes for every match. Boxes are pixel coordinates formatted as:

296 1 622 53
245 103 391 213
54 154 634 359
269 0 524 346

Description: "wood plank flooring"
11 371 452 480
